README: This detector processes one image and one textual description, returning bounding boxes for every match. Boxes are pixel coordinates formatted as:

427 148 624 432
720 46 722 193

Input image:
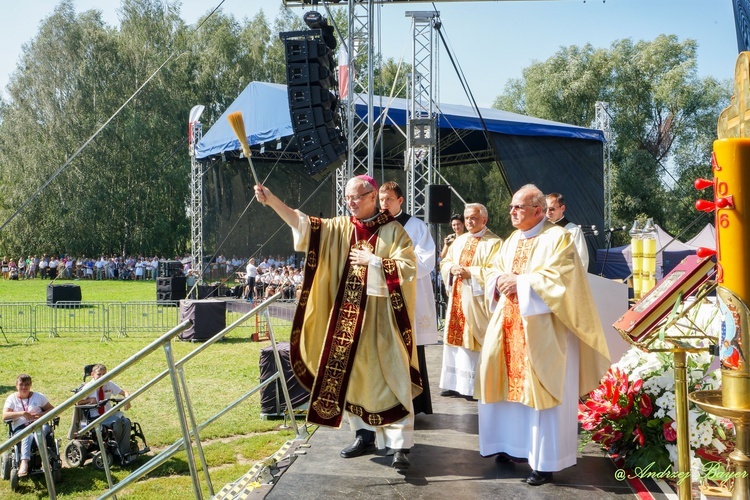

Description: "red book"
613 255 715 343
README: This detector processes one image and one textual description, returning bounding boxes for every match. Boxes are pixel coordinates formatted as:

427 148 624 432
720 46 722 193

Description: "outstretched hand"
253 184 269 206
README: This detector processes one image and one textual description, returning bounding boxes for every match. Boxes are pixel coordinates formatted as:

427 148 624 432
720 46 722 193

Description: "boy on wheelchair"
76 364 132 464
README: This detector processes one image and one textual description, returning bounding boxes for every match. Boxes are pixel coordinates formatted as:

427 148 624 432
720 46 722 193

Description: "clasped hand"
350 248 373 266
496 273 517 296
23 410 42 421
451 266 469 280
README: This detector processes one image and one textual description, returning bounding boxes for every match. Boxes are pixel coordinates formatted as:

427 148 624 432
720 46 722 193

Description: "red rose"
629 378 643 395
663 421 677 442
632 426 645 447
639 393 653 417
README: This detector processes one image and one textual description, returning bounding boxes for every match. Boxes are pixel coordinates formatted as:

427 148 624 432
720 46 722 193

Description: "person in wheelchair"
76 364 132 464
3 374 55 477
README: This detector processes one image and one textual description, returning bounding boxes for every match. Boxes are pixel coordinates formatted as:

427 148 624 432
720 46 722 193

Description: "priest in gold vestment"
254 175 421 470
478 184 610 486
439 203 502 397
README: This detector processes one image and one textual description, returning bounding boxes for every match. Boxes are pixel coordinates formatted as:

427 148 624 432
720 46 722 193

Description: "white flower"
666 443 678 464
712 438 727 454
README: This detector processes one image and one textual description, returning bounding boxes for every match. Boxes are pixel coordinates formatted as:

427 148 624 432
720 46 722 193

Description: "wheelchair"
1 416 62 492
65 365 149 470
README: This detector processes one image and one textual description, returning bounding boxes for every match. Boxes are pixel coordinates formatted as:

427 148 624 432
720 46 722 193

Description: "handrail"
99 293 306 500
0 293 306 499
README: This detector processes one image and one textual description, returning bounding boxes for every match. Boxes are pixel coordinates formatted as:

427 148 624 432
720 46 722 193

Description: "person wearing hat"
254 175 420 470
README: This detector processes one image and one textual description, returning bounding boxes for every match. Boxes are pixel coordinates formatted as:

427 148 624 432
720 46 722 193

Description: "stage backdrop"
196 82 605 262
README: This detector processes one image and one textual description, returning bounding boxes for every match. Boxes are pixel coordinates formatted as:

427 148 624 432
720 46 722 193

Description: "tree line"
0 0 732 258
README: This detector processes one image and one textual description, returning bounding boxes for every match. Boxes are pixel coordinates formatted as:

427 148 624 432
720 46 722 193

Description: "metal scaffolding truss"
336 0 376 214
189 120 204 279
594 101 612 228
405 11 438 219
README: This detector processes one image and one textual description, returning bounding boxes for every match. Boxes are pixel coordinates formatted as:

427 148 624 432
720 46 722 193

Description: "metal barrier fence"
0 302 36 342
0 299 296 343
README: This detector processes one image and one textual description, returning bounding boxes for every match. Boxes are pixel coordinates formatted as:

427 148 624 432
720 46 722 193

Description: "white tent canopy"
685 223 716 250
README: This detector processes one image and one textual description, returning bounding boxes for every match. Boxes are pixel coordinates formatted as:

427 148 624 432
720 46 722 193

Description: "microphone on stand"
579 224 599 237
604 225 628 233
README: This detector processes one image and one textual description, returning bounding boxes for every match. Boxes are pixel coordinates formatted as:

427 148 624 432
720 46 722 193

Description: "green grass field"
0 279 299 499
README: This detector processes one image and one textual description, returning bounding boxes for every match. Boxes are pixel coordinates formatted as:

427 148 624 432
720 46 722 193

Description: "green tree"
0 0 297 257
493 34 731 240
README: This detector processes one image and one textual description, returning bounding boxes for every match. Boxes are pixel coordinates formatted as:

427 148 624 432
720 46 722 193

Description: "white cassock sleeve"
516 274 551 316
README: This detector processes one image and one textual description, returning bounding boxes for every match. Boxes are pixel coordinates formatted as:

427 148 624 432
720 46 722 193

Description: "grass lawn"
0 278 301 499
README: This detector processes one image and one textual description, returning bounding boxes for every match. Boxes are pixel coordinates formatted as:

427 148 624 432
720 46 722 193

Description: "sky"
0 0 739 110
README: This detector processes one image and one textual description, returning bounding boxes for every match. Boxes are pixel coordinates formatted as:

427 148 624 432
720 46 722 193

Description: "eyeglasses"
508 204 538 211
344 190 373 203
546 206 559 211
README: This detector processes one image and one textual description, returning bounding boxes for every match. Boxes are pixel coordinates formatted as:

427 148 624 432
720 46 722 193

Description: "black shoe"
392 450 410 470
440 389 458 397
494 452 528 464
526 470 553 486
340 437 376 458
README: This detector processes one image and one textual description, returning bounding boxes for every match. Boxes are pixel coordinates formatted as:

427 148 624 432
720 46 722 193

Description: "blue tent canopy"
195 82 606 267
195 82 603 160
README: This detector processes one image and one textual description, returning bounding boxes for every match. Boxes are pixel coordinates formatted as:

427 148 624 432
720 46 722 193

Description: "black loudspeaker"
158 260 183 278
47 284 82 305
281 28 346 180
259 342 309 417
156 277 187 302
426 184 452 224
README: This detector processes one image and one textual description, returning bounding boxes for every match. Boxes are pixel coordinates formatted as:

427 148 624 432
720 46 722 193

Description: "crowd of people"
0 252 302 285
255 175 610 485
0 254 176 281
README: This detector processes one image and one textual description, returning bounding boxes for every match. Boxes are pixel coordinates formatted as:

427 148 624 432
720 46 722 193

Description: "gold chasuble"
479 221 610 410
440 230 502 351
289 212 421 428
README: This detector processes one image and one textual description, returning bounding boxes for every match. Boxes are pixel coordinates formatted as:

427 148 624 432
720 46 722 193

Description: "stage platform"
223 343 672 500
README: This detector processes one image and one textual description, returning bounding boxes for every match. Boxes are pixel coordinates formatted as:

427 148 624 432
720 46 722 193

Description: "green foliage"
0 1 302 258
493 34 731 237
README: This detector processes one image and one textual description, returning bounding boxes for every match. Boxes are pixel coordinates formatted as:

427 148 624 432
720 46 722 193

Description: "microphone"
604 225 628 233
578 224 597 230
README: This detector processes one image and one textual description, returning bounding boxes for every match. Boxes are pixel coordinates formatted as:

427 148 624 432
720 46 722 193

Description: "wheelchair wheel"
1 451 10 480
92 450 112 470
9 467 18 492
64 441 86 468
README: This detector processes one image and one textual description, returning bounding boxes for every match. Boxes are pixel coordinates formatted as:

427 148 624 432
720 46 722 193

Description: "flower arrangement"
579 298 734 477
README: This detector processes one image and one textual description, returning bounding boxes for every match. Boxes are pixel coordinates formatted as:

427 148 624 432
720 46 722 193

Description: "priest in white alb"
439 203 502 397
478 184 610 486
379 181 439 414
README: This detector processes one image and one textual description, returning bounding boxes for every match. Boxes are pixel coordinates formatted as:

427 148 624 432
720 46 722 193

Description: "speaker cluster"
280 12 347 180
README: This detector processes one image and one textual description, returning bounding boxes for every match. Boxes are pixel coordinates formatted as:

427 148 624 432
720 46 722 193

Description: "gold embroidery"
446 236 480 346
382 259 396 274
368 414 383 426
307 249 317 268
503 238 534 402
390 291 404 311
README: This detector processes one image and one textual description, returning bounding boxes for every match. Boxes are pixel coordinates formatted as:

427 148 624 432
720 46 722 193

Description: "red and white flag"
338 46 351 100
